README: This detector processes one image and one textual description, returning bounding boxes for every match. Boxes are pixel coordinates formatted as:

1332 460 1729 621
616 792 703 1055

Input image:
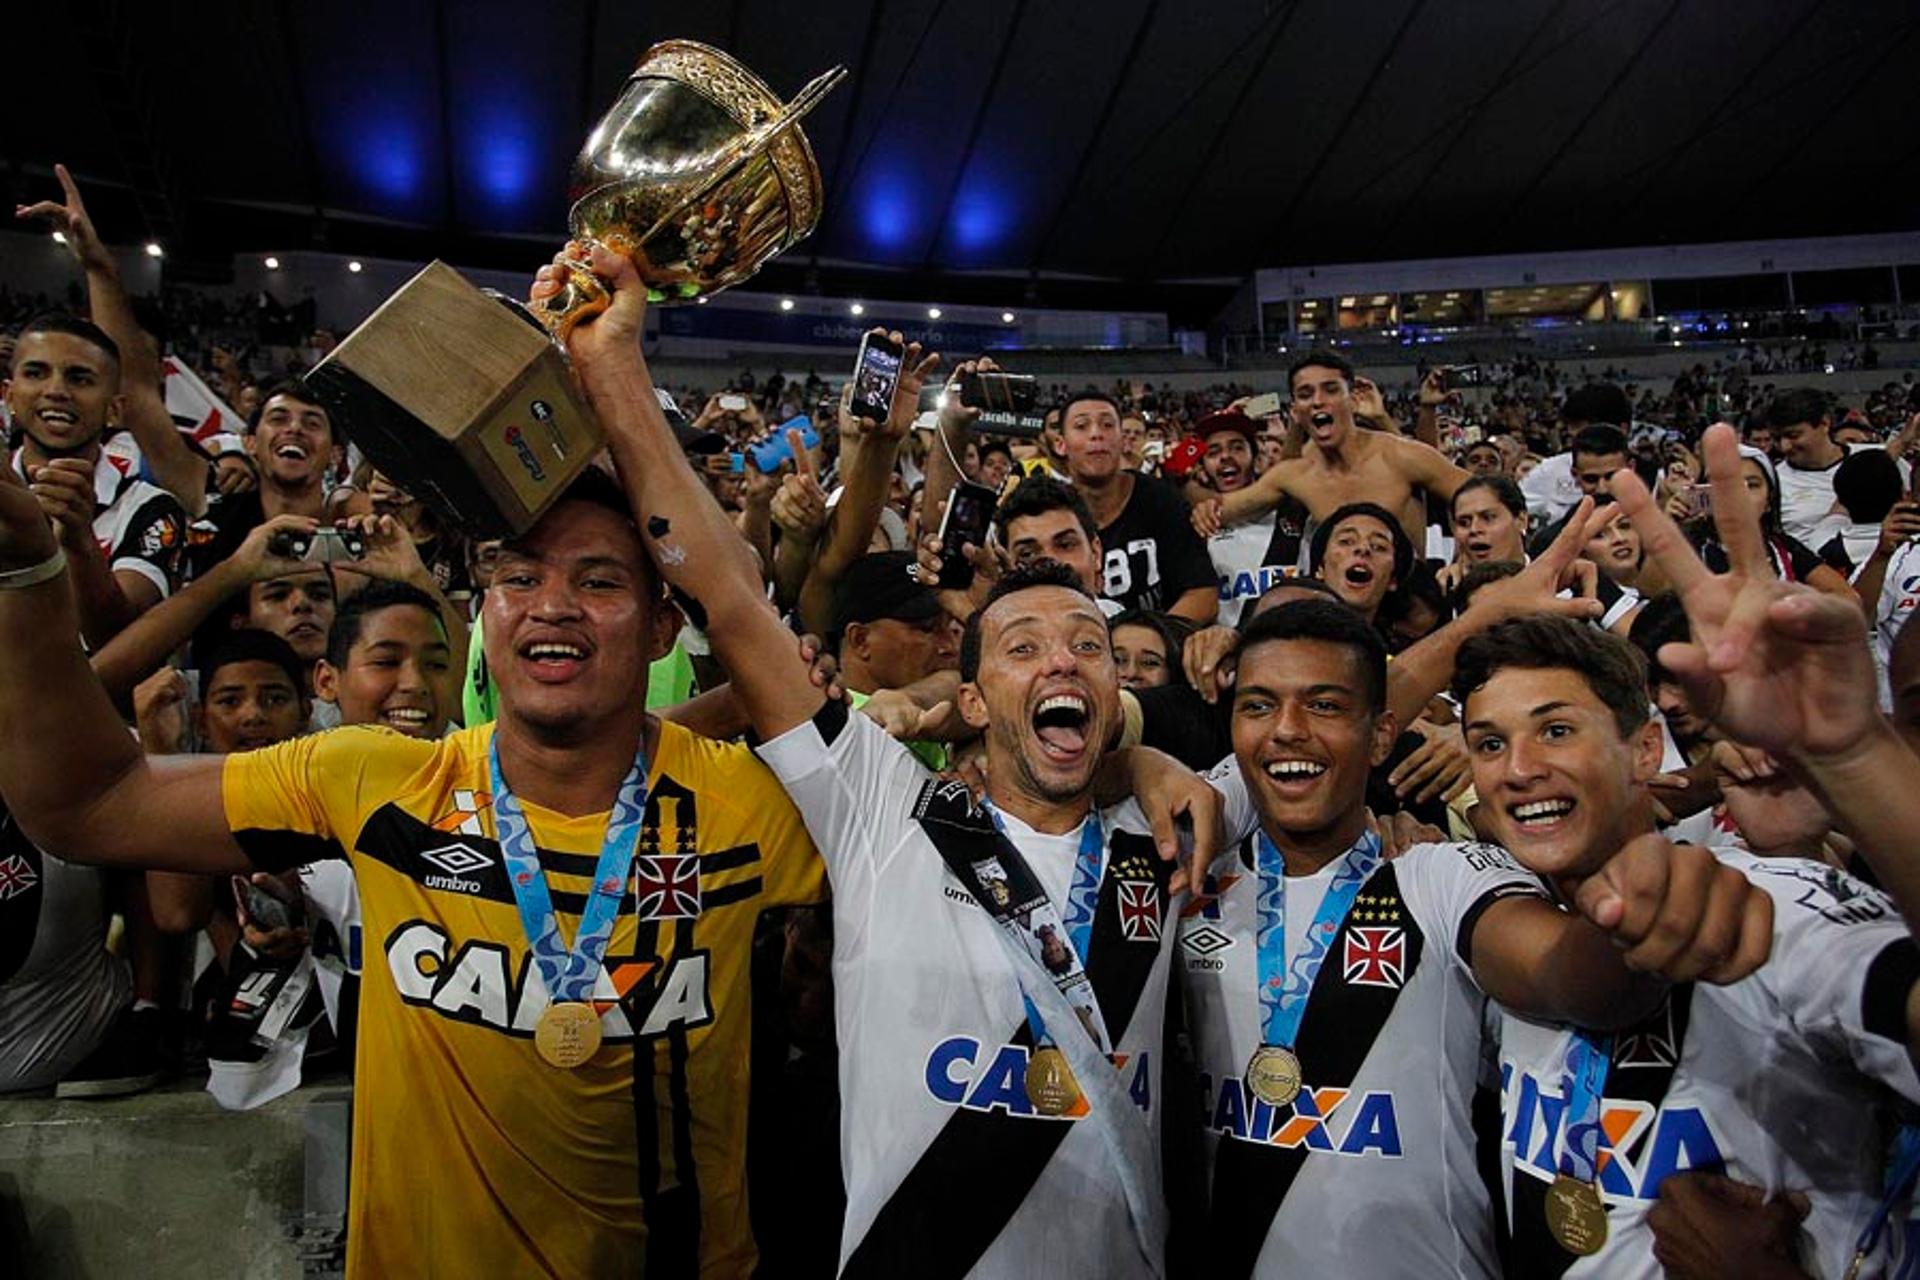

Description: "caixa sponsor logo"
504 425 546 481
1203 1073 1403 1155
1501 1065 1724 1200
924 1036 1151 1120
384 921 711 1039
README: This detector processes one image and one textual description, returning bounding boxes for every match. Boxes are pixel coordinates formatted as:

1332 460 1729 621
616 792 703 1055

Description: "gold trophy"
305 41 845 536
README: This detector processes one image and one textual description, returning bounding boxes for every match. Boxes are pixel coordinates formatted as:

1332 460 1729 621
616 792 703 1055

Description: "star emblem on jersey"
1342 926 1405 988
0 853 38 900
1180 924 1233 957
1118 881 1161 942
1351 891 1402 924
634 854 702 920
421 842 494 877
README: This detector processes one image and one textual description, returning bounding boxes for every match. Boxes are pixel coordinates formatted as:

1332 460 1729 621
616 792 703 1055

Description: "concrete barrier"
0 1081 348 1279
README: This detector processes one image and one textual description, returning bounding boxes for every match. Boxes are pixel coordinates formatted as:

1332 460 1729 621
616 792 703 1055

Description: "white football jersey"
1495 847 1920 1279
1187 758 1547 1276
757 703 1182 1278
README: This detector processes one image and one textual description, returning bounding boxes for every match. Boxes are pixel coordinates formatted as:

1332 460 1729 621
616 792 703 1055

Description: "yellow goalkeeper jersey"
223 719 823 1278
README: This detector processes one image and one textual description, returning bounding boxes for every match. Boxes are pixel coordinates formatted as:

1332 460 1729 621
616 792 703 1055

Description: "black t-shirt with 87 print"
1096 474 1216 614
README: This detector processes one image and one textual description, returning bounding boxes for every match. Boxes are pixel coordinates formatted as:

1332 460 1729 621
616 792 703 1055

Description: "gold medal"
1544 1174 1609 1256
1024 1046 1083 1117
1245 1045 1303 1107
535 1001 604 1069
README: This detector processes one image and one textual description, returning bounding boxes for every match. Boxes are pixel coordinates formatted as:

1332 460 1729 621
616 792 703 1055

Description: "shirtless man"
1192 352 1467 550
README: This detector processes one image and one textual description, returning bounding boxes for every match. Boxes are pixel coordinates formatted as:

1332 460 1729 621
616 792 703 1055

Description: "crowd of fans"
7 167 1920 1280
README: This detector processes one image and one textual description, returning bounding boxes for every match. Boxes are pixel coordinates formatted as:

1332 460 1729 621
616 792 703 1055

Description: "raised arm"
1616 424 1920 955
1383 502 1606 727
90 514 318 706
0 464 244 872
919 358 989 567
535 245 823 742
18 165 210 516
1195 459 1296 537
1393 432 1470 505
795 334 935 633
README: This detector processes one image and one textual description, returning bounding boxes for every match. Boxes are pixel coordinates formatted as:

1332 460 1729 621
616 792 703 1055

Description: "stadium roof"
9 0 1916 314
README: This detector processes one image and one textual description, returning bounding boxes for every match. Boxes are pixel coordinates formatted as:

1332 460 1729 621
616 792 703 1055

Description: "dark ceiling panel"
442 0 590 237
1040 1 1294 275
292 0 449 227
1 0 1912 306
806 0 1020 267
920 0 1152 270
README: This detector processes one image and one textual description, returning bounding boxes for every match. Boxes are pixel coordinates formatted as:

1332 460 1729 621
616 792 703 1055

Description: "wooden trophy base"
304 261 603 538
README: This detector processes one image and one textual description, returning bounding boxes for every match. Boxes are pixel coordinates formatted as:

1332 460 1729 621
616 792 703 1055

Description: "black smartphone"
1442 364 1483 390
936 479 999 591
850 332 905 423
957 371 1038 414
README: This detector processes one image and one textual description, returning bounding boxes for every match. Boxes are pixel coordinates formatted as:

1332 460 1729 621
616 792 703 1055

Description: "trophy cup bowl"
535 40 846 339
303 41 844 537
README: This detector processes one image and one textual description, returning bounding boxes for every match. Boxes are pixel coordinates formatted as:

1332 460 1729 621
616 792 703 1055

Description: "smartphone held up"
850 333 905 423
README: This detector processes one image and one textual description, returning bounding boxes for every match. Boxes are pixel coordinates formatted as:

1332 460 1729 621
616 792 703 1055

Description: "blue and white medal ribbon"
1244 829 1383 1106
1545 1029 1614 1254
488 733 649 1067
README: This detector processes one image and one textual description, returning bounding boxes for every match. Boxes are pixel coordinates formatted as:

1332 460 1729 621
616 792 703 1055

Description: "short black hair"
199 629 308 700
1627 592 1690 687
1562 383 1631 428
993 473 1097 545
1057 388 1122 426
1236 598 1387 714
1834 448 1902 523
1245 573 1340 627
959 559 1097 682
1379 557 1449 638
1308 502 1412 582
1453 560 1523 611
1287 350 1355 391
1452 614 1650 738
326 579 445 669
977 438 1014 464
1451 473 1527 521
18 312 120 368
1571 423 1629 462
1765 387 1830 431
250 378 336 440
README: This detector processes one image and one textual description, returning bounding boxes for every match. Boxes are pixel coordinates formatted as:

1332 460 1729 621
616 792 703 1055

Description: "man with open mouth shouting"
1306 502 1412 627
1193 350 1469 558
552 241 1221 1279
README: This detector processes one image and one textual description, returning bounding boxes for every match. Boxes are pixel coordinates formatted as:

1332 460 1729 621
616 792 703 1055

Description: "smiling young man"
1194 353 1467 552
191 381 369 575
1185 600 1769 1277
313 580 452 738
537 243 1217 1278
1197 410 1299 627
1454 613 1920 1278
0 443 833 1276
4 312 186 646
